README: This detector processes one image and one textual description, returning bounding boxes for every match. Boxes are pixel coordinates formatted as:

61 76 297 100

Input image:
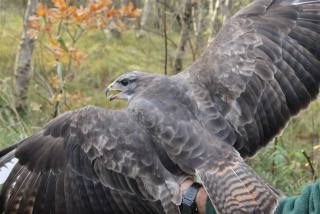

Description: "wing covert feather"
0 106 182 214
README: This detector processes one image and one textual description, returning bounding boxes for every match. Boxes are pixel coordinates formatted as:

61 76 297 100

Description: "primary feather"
1 0 320 213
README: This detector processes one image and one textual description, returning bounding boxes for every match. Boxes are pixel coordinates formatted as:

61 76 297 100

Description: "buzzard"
1 0 320 213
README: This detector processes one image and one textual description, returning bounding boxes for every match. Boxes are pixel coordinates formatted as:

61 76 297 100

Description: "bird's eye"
120 79 129 86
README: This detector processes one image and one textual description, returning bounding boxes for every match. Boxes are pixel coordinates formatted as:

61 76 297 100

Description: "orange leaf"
129 8 141 17
52 0 68 10
89 0 111 12
75 6 91 22
89 3 102 13
67 6 77 16
121 2 133 15
106 7 120 18
100 0 112 7
121 2 141 17
37 3 46 17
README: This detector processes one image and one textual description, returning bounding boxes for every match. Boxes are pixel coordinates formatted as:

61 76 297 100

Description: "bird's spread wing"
181 0 320 157
0 106 182 214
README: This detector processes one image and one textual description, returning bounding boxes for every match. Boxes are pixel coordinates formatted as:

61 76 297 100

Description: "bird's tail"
197 157 280 214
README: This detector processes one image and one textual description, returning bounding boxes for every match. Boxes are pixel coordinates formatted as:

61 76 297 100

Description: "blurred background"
0 0 319 196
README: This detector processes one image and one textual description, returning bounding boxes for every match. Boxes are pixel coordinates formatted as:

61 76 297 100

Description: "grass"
249 101 320 195
0 6 184 148
1 6 320 197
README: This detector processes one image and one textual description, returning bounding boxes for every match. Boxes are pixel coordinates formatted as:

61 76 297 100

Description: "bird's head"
105 71 157 102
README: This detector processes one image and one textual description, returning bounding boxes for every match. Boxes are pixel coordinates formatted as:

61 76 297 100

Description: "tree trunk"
155 0 163 30
221 0 230 23
0 0 6 26
138 0 153 37
194 0 208 56
14 0 38 112
174 0 193 73
163 0 168 75
208 0 220 38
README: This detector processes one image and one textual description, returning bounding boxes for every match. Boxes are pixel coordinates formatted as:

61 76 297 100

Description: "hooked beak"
104 84 122 101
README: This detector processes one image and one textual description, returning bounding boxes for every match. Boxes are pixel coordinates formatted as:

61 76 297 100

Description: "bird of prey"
1 0 320 213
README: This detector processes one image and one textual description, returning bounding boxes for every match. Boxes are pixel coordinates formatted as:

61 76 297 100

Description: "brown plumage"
1 0 320 213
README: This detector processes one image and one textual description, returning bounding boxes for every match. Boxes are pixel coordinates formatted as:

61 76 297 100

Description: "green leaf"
57 36 68 52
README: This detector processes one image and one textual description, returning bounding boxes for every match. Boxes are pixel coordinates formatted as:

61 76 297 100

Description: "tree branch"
302 150 317 180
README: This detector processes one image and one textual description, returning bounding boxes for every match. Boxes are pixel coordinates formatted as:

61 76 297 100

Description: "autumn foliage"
27 0 141 114
29 0 141 65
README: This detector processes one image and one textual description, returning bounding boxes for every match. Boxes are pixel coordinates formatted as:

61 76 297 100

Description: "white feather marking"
292 0 320 6
0 158 18 184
